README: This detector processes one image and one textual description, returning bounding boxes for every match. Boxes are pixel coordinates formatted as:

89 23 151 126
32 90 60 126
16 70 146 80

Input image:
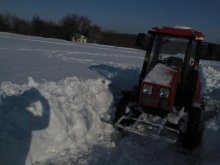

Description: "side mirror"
135 33 150 50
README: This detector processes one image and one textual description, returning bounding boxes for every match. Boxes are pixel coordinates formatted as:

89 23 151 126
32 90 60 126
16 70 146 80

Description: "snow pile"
200 62 220 106
0 77 115 164
200 61 220 131
201 65 220 96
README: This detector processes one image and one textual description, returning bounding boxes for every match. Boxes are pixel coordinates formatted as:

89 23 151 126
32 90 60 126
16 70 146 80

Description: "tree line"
0 12 137 48
200 42 220 61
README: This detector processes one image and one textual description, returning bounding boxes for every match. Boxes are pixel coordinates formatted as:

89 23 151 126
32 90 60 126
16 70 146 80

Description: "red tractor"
114 26 205 150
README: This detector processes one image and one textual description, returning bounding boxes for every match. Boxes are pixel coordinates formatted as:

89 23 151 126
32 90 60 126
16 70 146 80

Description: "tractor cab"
114 26 205 148
137 26 204 112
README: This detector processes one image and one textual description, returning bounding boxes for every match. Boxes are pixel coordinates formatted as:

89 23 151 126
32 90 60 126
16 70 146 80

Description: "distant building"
71 37 75 42
72 34 88 43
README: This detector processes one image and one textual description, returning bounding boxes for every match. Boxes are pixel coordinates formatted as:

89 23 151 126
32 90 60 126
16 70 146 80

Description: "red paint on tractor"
151 26 204 39
139 63 181 112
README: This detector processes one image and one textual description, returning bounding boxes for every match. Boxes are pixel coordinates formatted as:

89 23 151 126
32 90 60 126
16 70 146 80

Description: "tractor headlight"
159 88 170 98
143 85 153 95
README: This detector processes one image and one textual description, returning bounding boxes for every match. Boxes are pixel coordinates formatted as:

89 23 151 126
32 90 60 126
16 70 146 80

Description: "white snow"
174 26 192 30
0 32 220 165
200 62 220 95
160 53 185 61
0 77 115 164
144 63 177 86
200 61 220 132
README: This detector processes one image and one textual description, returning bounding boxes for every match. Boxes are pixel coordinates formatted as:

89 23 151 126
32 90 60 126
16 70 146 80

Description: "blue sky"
0 0 220 43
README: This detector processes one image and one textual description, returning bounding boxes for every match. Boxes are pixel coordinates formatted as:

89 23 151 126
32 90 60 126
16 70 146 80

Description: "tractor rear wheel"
183 106 203 150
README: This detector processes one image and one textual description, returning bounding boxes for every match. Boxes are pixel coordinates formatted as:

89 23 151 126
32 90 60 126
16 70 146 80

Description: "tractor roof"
150 26 204 40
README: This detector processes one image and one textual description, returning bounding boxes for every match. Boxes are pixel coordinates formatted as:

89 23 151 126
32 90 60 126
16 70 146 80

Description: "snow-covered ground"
0 32 220 165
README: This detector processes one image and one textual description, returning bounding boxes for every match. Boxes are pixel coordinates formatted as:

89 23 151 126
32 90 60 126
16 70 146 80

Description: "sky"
0 0 220 43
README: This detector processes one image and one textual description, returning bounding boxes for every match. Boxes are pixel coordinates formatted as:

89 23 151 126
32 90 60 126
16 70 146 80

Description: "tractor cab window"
148 34 189 71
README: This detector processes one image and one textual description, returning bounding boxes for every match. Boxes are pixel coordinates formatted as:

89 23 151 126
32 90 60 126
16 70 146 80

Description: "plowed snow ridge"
0 77 115 164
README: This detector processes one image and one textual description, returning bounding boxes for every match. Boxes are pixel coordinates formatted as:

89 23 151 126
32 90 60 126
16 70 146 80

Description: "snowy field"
0 32 220 165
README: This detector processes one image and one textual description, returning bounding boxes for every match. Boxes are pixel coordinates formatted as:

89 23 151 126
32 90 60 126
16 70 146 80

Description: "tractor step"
115 113 180 143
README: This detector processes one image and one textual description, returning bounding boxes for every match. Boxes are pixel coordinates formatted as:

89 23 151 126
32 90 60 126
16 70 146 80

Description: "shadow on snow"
89 64 140 92
0 88 50 165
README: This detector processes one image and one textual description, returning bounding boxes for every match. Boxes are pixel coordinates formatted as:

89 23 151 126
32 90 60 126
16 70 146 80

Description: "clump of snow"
144 63 177 86
0 77 115 164
200 65 220 95
174 26 192 30
27 77 39 87
206 120 219 131
160 53 185 61
200 61 220 131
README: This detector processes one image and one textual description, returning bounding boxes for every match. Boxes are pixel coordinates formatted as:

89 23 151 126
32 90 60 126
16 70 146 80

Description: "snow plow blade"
115 113 180 143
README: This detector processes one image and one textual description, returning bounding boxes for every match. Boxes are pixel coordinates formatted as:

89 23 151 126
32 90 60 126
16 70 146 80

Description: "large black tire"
182 106 203 150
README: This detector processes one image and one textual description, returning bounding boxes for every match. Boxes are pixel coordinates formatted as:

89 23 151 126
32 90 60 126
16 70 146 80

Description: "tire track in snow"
0 47 142 68
17 48 144 60
0 35 144 55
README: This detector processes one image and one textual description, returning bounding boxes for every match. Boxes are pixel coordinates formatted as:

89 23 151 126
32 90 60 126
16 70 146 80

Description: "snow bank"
200 61 220 105
200 61 220 131
0 77 115 164
200 65 220 96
